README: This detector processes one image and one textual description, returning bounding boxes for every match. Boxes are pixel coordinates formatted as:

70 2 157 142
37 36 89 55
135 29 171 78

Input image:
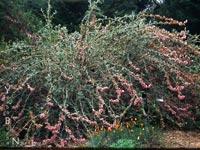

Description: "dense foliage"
0 0 199 148
0 0 43 42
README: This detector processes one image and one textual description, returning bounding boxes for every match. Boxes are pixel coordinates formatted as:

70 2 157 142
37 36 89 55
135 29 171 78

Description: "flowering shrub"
0 0 199 147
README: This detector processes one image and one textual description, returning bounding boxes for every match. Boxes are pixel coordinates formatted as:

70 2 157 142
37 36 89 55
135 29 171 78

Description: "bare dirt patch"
158 130 200 148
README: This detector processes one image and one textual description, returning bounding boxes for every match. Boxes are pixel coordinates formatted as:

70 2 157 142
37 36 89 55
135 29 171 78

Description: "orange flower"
131 118 137 123
131 120 137 125
126 122 130 128
100 126 104 131
131 118 134 122
114 122 119 129
140 123 144 127
94 125 99 131
107 127 112 132
95 131 99 135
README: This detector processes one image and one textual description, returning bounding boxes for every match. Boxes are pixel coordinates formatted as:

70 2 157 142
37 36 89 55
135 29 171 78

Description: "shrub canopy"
0 0 199 147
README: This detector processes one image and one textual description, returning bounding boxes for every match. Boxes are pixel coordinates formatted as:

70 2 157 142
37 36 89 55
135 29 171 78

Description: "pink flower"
47 102 54 107
10 128 16 136
181 60 188 65
12 101 21 110
128 61 141 72
109 99 120 103
178 94 185 100
148 65 155 70
115 88 124 95
12 116 19 121
167 85 178 92
184 82 190 86
134 98 141 106
26 83 35 92
175 85 184 91
69 63 75 68
52 130 59 134
39 113 46 119
179 107 187 111
1 95 6 102
35 124 43 128
0 106 4 112
97 86 109 92
65 128 72 134
60 138 65 147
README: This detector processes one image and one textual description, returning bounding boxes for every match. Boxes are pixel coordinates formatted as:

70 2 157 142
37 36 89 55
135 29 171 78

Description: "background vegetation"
1 0 200 42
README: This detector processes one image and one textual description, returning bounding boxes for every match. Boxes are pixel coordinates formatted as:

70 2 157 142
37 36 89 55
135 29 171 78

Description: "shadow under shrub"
0 0 199 147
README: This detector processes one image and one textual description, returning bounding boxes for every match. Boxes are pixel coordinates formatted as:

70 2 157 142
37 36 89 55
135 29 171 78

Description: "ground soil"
157 130 200 148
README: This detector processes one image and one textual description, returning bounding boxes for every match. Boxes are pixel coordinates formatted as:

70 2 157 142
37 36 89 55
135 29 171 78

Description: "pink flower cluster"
157 44 189 66
92 92 105 117
165 73 186 100
109 98 120 103
59 114 65 122
26 83 35 92
12 99 21 110
134 98 142 106
47 102 54 107
100 118 113 127
177 30 187 40
135 75 152 89
163 101 193 120
115 87 124 96
12 108 24 121
170 57 188 65
60 106 98 126
45 122 61 135
45 96 54 107
163 101 179 119
128 61 141 72
97 86 109 92
113 74 134 96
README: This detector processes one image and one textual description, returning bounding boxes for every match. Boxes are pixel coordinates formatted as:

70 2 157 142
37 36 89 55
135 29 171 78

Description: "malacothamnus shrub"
0 0 199 147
